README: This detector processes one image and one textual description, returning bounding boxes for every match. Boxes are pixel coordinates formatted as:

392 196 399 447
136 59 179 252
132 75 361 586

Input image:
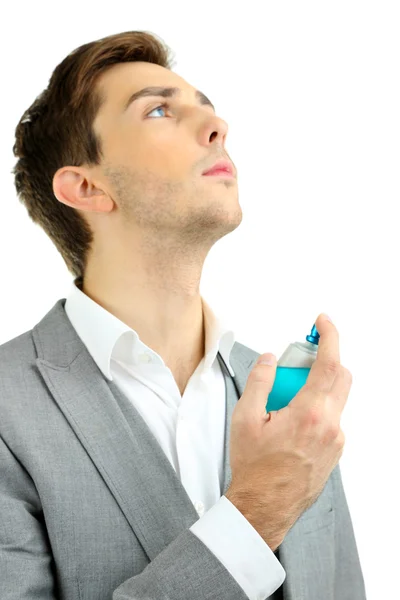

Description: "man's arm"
0 432 280 600
113 527 250 600
113 496 285 600
331 463 367 599
0 435 57 599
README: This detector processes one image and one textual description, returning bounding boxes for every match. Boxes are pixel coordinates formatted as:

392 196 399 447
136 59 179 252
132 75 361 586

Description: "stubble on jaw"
101 162 242 251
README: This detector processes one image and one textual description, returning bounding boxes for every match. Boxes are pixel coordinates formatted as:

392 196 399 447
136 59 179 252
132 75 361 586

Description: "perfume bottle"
265 323 320 413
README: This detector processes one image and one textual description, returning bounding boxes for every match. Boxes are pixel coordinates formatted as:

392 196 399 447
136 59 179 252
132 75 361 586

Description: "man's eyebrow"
122 86 215 113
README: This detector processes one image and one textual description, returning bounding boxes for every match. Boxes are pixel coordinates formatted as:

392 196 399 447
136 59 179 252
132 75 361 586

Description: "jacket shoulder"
0 328 36 370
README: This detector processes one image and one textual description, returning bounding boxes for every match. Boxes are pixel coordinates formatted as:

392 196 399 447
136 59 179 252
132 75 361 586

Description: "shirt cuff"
190 495 286 600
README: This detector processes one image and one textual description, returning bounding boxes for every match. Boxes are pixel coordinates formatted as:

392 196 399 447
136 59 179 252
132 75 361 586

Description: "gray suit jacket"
0 298 366 599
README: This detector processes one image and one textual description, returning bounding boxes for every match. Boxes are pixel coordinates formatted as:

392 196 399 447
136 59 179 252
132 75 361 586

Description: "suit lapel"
33 298 333 599
33 299 256 562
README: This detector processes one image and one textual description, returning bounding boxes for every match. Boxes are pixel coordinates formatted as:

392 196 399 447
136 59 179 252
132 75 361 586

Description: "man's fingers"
305 314 340 393
329 366 353 416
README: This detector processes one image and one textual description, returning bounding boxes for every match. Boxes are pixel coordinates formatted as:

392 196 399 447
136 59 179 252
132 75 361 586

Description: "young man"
1 30 366 599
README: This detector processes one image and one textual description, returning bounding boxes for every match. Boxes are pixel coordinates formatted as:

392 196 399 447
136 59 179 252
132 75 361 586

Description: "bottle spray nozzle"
305 324 320 346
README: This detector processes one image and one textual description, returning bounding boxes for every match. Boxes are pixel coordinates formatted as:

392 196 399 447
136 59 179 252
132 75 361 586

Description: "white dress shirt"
64 278 286 599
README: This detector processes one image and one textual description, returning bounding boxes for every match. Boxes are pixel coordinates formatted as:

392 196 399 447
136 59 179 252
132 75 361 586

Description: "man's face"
90 61 242 247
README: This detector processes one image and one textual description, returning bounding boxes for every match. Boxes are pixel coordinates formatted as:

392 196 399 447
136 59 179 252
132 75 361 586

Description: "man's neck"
80 276 206 391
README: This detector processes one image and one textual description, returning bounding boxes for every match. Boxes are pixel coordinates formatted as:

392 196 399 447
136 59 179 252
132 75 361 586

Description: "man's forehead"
96 61 193 106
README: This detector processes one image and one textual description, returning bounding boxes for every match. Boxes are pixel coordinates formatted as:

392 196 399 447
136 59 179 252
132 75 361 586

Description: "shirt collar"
64 278 236 381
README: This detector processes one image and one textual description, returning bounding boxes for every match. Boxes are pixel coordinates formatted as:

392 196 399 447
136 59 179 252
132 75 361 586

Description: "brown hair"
12 31 175 288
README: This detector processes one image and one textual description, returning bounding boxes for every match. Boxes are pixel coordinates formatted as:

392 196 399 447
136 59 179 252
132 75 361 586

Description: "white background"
1 1 399 597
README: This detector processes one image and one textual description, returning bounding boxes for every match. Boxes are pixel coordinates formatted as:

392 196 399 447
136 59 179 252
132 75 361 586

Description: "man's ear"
53 166 113 213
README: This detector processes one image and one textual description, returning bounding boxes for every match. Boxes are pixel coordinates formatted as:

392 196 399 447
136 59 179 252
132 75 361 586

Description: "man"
1 31 366 599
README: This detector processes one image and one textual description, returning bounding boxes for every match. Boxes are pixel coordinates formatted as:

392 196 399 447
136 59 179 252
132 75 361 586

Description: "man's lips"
203 168 235 177
202 159 235 177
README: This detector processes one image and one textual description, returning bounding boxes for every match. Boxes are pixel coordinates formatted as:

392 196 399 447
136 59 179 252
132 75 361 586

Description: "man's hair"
12 31 175 287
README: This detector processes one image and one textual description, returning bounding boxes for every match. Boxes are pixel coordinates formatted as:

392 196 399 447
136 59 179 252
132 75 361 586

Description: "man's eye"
146 103 170 118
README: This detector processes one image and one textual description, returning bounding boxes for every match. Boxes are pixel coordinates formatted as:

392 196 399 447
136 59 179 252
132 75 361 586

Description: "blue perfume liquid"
266 367 311 413
263 322 322 413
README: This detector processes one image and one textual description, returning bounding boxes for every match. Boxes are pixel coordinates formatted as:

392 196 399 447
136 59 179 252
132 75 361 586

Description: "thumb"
240 353 277 421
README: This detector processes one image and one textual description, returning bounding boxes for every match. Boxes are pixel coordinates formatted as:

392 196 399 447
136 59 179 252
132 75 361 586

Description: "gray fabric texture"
0 298 366 599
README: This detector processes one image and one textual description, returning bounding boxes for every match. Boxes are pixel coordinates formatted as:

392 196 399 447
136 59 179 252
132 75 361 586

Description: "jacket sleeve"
331 463 367 599
112 527 255 600
0 431 264 600
113 494 285 600
0 434 58 599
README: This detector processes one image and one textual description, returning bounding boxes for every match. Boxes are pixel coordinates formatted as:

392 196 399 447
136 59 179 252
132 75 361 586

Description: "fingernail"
323 313 333 323
257 353 275 365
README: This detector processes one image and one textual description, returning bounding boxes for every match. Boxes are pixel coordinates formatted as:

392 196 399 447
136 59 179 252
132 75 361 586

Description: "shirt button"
194 501 205 516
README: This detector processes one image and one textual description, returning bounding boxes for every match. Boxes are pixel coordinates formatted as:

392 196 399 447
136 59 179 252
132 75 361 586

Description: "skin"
53 61 242 395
